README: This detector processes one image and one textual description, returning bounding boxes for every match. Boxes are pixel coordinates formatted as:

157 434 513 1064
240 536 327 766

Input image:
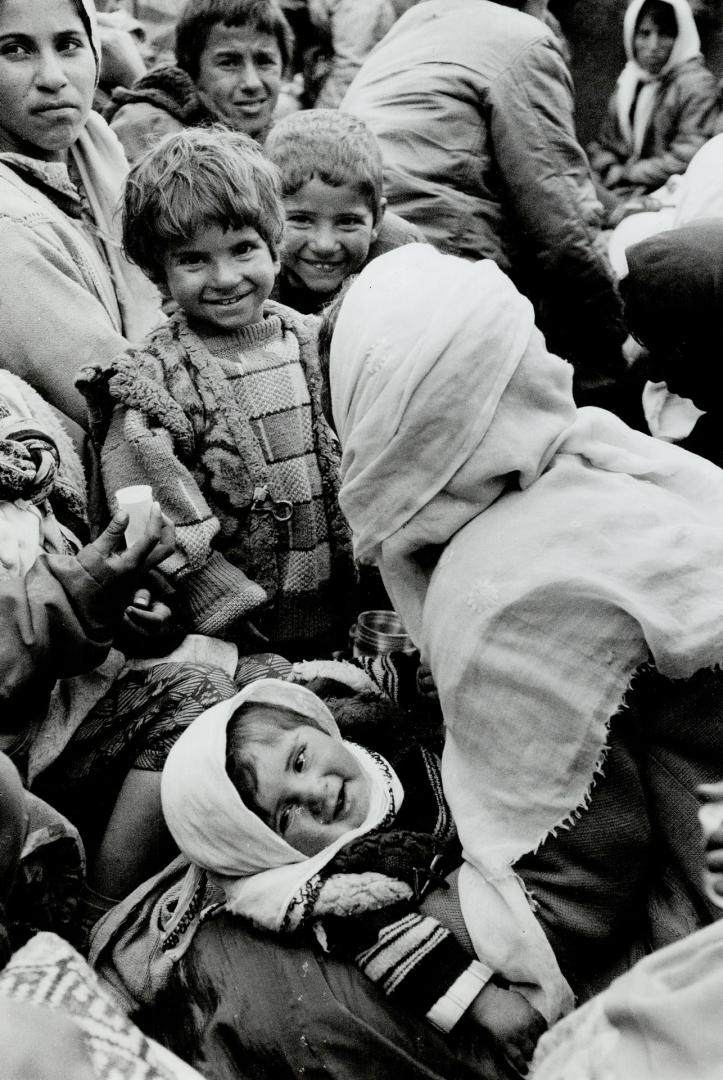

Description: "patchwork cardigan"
78 303 356 650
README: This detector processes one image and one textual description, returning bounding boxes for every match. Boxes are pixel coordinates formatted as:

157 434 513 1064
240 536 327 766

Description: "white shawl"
330 241 723 914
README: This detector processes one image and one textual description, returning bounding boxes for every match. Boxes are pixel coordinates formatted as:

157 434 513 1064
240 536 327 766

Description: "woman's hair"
265 110 385 219
121 125 285 284
225 701 310 825
70 0 99 70
636 0 678 37
175 0 294 80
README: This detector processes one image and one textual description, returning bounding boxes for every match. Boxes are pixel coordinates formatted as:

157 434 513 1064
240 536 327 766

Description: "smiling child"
266 109 425 315
158 678 554 1074
79 126 356 659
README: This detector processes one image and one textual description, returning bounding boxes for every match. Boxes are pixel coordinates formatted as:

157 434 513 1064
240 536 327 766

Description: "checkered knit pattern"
78 303 356 652
204 318 335 648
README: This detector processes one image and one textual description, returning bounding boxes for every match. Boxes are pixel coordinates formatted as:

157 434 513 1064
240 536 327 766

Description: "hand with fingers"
117 572 187 659
462 980 548 1077
89 501 175 574
77 502 176 619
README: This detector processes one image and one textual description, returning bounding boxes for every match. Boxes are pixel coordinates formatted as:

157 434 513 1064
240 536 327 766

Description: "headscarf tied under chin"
617 0 701 157
161 679 404 932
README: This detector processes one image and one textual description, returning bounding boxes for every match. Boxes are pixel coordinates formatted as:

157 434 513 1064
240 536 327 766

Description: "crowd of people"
2 0 723 1078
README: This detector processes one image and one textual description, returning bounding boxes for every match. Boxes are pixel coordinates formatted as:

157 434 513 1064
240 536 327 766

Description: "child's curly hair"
121 125 285 284
265 109 385 220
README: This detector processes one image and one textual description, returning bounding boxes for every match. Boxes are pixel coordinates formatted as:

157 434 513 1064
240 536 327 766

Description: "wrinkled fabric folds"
330 244 723 880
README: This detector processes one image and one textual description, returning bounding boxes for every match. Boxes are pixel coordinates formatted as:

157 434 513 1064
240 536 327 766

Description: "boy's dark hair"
636 0 678 37
265 109 385 219
175 0 294 80
225 700 309 826
122 125 285 285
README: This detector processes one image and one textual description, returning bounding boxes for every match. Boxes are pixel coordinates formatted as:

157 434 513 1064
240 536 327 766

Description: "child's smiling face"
162 222 279 333
242 714 371 856
281 177 384 299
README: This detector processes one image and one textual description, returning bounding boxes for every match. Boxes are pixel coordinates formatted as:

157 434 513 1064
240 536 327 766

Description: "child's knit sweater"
78 302 356 655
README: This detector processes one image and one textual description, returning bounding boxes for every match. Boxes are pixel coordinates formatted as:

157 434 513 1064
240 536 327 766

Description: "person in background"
107 0 294 162
304 0 398 109
588 0 719 221
266 109 425 315
340 0 629 417
80 127 357 660
93 8 148 111
0 0 163 453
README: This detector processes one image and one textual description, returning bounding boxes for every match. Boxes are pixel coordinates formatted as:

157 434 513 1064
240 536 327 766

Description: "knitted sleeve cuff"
173 550 268 636
355 911 478 1022
426 959 493 1034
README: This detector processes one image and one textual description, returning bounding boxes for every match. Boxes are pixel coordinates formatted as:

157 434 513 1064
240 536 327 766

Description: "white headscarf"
71 0 163 341
330 243 723 875
617 0 701 157
161 679 403 931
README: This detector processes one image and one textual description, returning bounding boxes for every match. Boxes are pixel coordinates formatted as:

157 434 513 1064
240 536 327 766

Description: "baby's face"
248 722 371 855
634 13 675 75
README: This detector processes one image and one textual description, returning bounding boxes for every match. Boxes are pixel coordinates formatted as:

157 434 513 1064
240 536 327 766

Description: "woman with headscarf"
328 242 723 999
588 0 719 211
0 0 163 448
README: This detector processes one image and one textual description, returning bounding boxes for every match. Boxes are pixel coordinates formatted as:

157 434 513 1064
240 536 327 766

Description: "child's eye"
232 242 255 257
293 748 306 773
278 805 291 834
338 217 365 229
286 215 312 227
176 254 204 267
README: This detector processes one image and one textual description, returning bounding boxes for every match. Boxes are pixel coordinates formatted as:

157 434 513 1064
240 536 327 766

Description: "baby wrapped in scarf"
159 678 572 1074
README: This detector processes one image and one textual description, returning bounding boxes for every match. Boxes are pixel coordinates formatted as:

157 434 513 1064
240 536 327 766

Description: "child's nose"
293 775 329 816
211 257 242 288
310 225 339 255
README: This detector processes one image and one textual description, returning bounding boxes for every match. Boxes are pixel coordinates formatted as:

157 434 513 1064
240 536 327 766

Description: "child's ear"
371 197 387 243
